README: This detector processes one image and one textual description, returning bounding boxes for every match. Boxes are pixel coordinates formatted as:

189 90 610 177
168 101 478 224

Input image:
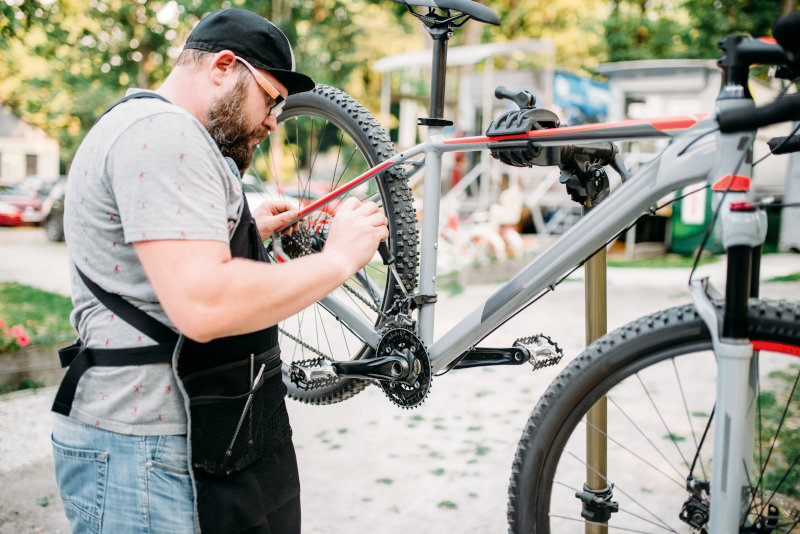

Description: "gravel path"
1 227 798 532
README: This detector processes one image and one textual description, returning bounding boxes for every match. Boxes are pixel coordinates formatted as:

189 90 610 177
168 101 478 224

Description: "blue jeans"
51 414 195 534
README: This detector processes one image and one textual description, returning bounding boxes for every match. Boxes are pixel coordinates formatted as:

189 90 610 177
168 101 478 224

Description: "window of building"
25 154 38 176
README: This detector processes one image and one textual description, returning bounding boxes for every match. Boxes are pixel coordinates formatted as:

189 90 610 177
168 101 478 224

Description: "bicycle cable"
752 119 800 167
688 130 756 282
451 163 722 373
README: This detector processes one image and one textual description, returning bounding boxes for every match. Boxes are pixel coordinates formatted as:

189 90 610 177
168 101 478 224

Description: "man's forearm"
134 239 353 343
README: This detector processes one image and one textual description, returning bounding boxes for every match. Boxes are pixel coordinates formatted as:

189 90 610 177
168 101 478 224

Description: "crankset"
289 327 432 409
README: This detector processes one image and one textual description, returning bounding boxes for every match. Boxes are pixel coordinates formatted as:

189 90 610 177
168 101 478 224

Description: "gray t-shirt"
64 91 244 435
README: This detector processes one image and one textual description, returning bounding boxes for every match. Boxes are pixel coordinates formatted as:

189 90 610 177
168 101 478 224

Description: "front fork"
689 192 767 533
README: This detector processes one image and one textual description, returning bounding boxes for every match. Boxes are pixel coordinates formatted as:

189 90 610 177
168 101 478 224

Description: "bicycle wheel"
248 84 419 404
508 299 800 533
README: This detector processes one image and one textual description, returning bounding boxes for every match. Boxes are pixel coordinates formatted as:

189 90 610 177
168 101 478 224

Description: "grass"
607 253 718 269
0 377 45 395
766 272 800 283
0 283 74 351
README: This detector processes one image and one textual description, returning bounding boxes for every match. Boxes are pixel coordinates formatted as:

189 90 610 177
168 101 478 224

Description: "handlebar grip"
774 11 800 58
768 134 800 155
717 93 800 133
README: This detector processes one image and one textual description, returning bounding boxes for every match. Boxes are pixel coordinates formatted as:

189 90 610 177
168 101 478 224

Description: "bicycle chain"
342 281 385 318
281 327 342 390
514 334 564 370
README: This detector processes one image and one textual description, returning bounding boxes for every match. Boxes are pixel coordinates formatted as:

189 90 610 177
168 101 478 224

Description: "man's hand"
322 197 389 275
133 197 388 343
252 200 298 240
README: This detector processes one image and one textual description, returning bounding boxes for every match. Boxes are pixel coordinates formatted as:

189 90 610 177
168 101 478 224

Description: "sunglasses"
235 56 286 117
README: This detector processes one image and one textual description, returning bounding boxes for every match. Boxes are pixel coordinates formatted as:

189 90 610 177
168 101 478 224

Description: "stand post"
584 201 608 534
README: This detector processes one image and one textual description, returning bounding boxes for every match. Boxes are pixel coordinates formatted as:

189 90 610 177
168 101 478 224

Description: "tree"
682 0 786 58
0 0 419 170
603 0 789 62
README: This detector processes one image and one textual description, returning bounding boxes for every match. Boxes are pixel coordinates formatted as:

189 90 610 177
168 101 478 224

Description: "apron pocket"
182 348 291 477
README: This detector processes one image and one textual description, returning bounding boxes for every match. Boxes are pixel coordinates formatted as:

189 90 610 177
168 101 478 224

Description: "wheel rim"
539 343 800 532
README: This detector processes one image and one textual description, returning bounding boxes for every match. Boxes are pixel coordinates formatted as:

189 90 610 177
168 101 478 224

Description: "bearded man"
51 8 388 534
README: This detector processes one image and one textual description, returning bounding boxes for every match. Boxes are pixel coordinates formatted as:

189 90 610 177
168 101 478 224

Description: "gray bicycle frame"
320 114 738 374
290 92 765 532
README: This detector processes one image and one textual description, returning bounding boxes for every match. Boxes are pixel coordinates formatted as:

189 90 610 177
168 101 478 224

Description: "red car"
0 184 44 226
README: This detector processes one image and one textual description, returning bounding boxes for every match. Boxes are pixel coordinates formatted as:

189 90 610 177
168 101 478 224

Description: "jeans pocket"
51 435 108 534
150 434 191 476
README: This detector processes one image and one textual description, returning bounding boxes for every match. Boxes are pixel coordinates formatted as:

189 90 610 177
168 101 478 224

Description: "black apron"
53 92 299 534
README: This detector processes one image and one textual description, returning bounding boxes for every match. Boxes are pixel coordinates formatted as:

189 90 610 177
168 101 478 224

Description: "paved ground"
0 226 798 533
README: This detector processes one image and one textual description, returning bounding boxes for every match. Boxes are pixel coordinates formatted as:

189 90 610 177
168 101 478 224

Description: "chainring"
377 328 431 409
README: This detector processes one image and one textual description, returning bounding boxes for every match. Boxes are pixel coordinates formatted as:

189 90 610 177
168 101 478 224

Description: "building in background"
0 102 59 186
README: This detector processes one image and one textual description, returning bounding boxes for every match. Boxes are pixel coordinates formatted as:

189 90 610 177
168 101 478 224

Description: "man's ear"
208 51 238 87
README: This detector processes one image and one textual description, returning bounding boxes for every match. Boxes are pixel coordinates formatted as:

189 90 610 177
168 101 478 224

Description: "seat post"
427 25 452 119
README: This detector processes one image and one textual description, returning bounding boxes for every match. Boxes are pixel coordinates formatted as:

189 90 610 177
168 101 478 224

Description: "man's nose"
263 113 278 131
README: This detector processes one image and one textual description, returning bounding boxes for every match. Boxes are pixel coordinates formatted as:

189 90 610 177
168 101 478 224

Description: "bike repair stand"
582 198 612 534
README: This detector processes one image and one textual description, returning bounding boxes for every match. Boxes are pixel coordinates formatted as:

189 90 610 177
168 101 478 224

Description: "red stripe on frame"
443 113 709 145
295 161 394 218
753 340 800 356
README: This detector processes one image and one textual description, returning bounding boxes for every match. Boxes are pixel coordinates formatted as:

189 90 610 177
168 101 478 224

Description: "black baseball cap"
184 8 315 95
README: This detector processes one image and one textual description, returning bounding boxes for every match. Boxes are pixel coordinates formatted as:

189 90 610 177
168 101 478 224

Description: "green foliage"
604 0 787 62
682 0 785 58
1 0 793 175
0 283 74 351
0 0 44 44
758 365 800 498
1 0 421 172
604 1 687 62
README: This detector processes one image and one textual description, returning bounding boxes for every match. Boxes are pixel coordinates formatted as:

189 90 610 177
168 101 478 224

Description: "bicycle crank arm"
332 355 411 382
451 335 564 371
452 347 529 369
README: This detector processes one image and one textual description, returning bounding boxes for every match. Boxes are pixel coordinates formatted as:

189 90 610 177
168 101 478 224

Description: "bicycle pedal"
290 358 339 390
514 334 564 371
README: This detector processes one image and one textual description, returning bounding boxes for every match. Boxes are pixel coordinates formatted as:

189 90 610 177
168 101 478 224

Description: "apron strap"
52 343 174 416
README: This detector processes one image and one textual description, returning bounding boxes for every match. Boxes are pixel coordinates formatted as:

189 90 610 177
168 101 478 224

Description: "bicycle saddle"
390 0 500 25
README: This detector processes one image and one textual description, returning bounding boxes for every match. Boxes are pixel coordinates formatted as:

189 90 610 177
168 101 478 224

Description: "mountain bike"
247 1 800 531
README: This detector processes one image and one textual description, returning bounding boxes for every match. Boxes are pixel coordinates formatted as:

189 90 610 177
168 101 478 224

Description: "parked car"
0 183 44 226
41 177 67 241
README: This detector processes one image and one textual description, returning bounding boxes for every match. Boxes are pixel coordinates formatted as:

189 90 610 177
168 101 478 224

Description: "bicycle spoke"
583 415 685 489
672 358 708 481
607 395 688 483
636 372 693 474
563 451 677 532
307 117 325 185
755 447 800 522
753 368 800 518
548 514 676 533
553 481 679 533
329 127 346 190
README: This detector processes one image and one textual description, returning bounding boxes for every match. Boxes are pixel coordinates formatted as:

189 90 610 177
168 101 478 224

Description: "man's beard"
206 73 268 175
